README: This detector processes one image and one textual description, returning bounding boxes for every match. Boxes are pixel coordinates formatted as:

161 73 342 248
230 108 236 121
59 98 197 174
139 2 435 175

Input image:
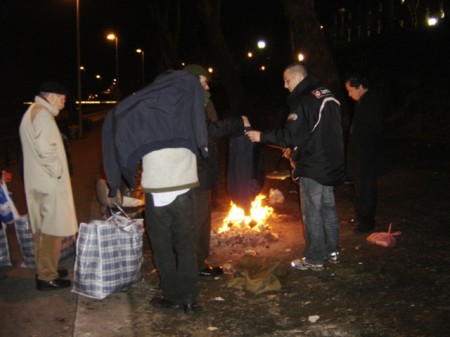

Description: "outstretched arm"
246 130 261 142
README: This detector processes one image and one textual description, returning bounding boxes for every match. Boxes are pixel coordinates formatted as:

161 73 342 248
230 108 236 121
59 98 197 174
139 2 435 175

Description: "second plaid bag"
14 215 75 268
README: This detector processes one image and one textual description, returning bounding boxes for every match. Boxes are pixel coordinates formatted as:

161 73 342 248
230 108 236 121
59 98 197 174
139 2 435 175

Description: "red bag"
367 223 401 248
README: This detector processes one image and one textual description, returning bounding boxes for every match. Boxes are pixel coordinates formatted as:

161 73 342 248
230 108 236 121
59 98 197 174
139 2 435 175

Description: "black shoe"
184 302 203 314
36 278 71 291
199 266 224 277
150 297 180 310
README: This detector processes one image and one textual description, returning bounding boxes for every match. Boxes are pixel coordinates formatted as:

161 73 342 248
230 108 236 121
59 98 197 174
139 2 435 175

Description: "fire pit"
211 194 280 249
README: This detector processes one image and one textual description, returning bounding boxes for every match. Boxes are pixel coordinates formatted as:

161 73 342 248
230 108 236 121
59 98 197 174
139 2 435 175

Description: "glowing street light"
427 17 438 26
297 53 305 62
136 48 145 87
106 33 119 84
257 40 266 49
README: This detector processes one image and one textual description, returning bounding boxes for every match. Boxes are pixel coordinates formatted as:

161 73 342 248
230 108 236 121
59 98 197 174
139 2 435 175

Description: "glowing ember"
218 194 274 234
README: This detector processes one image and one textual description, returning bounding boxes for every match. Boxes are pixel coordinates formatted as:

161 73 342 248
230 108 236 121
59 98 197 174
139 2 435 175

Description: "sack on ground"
14 215 75 268
0 222 12 267
0 181 19 224
228 255 289 295
72 215 143 300
367 223 401 248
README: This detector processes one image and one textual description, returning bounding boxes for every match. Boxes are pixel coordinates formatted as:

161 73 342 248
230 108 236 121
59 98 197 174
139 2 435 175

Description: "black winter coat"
261 75 345 186
346 89 388 180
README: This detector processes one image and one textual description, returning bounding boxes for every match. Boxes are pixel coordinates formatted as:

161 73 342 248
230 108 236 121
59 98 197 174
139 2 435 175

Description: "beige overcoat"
19 96 78 236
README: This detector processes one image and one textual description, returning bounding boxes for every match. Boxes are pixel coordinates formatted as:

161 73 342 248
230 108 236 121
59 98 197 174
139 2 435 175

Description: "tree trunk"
406 0 420 30
147 0 181 70
281 0 349 129
196 0 245 115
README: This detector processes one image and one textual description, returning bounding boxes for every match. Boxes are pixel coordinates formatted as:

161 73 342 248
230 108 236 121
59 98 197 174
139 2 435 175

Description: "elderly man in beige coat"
19 82 78 290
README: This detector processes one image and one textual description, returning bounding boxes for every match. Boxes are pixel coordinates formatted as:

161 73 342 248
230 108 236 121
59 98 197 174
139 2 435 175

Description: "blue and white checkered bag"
72 214 144 300
13 216 34 267
0 181 19 225
14 215 75 268
0 222 12 267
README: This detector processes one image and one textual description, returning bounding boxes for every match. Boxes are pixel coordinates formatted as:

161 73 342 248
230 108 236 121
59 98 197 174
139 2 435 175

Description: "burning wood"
212 195 279 248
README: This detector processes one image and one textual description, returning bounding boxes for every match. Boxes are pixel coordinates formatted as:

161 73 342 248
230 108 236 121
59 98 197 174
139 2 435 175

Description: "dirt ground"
1 131 449 337
122 139 450 337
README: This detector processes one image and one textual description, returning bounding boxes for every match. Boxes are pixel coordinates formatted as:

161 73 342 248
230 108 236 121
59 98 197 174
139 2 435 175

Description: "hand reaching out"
246 130 261 143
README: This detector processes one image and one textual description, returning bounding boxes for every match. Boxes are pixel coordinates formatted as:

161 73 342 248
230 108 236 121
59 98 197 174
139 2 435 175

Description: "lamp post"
76 0 83 137
106 33 119 85
136 49 145 87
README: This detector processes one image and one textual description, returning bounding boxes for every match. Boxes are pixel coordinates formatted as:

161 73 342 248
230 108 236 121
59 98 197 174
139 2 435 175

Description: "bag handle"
387 223 401 236
109 202 131 219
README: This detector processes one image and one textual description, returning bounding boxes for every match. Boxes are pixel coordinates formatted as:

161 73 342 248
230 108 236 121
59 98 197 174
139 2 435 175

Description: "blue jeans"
299 177 339 264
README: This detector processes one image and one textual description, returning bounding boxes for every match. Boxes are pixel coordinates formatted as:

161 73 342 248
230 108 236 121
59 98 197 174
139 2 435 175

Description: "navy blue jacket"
228 127 265 212
102 70 208 196
197 116 244 191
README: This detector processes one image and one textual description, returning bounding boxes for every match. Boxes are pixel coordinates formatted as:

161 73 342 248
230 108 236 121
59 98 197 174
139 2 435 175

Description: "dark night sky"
0 0 339 104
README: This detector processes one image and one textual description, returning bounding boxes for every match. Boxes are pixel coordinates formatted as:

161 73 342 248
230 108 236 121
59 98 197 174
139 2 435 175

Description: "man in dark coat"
247 63 345 271
345 74 388 233
184 64 250 277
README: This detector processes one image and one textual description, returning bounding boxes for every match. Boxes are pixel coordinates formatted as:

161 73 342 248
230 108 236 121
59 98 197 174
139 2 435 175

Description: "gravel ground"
121 139 450 337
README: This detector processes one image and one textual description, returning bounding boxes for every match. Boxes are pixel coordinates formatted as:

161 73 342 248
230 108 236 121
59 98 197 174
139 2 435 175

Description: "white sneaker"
291 257 324 271
328 252 340 264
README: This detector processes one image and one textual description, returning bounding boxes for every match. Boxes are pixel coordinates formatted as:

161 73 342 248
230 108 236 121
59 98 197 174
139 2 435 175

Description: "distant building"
326 0 448 48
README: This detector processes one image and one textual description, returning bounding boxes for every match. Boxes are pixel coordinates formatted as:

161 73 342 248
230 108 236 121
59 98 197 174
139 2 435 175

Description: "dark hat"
184 64 211 81
39 82 68 95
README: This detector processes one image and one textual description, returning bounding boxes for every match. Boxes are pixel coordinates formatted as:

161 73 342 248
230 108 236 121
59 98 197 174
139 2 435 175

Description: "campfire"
212 194 279 248
218 195 274 233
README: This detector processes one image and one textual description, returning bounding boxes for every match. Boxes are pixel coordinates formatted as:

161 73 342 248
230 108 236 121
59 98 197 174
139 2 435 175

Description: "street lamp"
106 33 119 85
76 0 83 137
136 49 145 87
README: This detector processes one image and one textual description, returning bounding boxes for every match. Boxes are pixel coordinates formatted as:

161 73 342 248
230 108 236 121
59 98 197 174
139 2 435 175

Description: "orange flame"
218 194 274 233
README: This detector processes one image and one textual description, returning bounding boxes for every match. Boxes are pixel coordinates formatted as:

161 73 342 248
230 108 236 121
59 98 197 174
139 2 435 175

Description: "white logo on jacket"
287 113 298 121
312 88 331 98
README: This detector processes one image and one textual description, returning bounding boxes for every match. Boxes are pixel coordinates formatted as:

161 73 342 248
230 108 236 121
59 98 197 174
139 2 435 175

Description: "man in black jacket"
247 63 345 271
345 74 388 233
184 64 250 277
